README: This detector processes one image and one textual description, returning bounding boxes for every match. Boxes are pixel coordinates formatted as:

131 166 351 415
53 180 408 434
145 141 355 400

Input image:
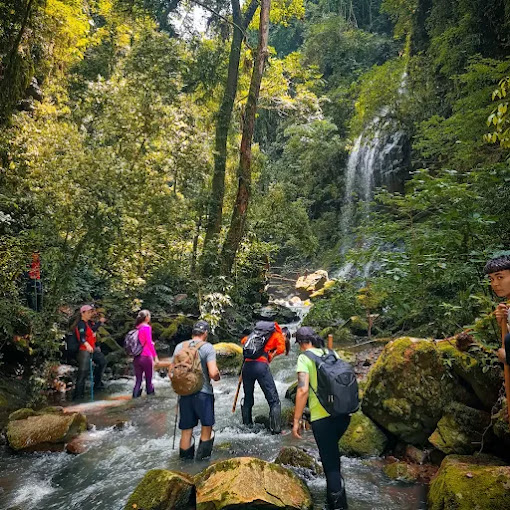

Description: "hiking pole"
501 314 510 422
89 355 94 401
172 397 179 450
232 359 245 413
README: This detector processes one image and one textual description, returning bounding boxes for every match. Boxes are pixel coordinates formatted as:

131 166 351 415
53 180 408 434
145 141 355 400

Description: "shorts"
178 392 215 430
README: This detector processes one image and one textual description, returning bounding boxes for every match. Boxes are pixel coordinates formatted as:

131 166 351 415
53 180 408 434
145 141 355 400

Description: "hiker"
72 304 107 400
132 309 159 398
170 320 220 460
292 326 351 510
484 255 510 365
240 320 286 433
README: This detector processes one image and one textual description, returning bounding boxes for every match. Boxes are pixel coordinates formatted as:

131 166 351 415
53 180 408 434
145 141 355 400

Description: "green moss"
281 406 295 427
383 461 419 482
8 408 37 421
338 411 388 457
160 317 195 343
214 343 243 375
275 446 323 475
125 469 194 510
428 455 510 510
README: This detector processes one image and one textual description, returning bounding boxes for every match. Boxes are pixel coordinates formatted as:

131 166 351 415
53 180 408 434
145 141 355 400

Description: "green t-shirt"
296 347 340 422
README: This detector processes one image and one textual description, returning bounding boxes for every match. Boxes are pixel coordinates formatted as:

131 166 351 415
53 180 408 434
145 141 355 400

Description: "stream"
0 314 427 510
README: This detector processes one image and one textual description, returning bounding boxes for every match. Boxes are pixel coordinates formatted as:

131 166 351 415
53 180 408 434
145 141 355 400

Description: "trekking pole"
501 314 510 422
328 334 333 350
232 359 245 413
89 355 94 401
172 397 179 450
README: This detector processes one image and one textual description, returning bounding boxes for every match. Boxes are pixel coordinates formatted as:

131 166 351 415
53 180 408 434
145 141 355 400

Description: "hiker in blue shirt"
292 326 350 510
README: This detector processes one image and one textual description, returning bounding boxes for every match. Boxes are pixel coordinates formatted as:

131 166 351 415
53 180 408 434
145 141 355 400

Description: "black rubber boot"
327 478 348 510
269 402 282 434
179 437 195 460
196 431 215 460
132 388 142 398
241 403 253 426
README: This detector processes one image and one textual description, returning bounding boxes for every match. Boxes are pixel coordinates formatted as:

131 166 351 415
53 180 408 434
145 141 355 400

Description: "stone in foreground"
428 454 510 510
338 410 388 457
125 469 194 510
275 446 323 476
194 456 313 509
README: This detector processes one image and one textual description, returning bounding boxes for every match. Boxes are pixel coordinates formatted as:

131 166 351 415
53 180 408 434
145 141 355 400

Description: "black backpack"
65 328 80 360
243 321 276 359
303 349 359 416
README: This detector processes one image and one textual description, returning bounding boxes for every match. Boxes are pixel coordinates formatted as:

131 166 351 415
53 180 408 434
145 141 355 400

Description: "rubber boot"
196 431 215 460
327 478 348 510
269 402 282 434
179 436 195 460
132 388 142 398
241 403 253 426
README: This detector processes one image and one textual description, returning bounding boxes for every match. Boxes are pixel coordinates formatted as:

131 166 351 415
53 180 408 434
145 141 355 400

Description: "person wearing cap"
172 320 220 460
72 304 107 400
240 321 287 433
292 326 350 510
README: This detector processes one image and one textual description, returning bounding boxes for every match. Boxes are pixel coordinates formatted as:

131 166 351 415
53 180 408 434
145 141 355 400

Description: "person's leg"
143 356 154 395
256 362 281 433
505 333 510 365
73 351 89 399
241 362 256 425
132 356 144 398
179 394 198 459
180 428 194 450
92 350 106 389
196 393 215 460
312 415 350 510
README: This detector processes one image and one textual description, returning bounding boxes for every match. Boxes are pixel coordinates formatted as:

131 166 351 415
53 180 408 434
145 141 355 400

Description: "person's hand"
498 348 507 364
495 303 509 327
85 342 94 353
99 316 106 324
292 419 303 439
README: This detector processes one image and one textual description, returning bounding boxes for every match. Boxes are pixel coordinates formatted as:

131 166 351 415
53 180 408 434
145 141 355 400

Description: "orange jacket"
241 322 286 363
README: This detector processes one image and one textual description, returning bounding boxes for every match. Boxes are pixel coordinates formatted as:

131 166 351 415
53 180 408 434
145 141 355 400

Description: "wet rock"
295 270 329 299
428 454 510 510
7 411 87 452
113 420 130 431
125 469 195 510
289 296 302 305
254 414 270 428
362 337 479 445
65 436 88 455
275 446 323 476
281 405 295 428
428 402 492 455
285 381 297 403
383 460 438 484
338 411 388 457
194 457 313 509
214 342 243 375
309 279 337 299
8 408 37 421
252 303 299 324
492 402 510 455
404 445 428 465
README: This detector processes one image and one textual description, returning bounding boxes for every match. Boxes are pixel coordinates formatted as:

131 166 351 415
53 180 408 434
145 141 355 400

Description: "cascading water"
0 308 426 510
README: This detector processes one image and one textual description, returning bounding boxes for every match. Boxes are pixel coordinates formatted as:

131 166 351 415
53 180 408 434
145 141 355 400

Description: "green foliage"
485 76 510 149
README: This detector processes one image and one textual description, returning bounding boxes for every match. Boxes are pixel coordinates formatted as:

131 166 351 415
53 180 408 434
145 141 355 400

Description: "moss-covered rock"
213 342 243 375
281 405 295 428
159 316 195 344
492 402 510 455
429 402 492 455
362 337 476 444
252 303 299 324
124 469 195 510
274 446 323 476
8 408 37 421
295 270 329 299
285 381 298 404
6 411 87 451
194 457 313 509
336 349 356 365
428 454 510 510
338 410 388 457
383 461 420 482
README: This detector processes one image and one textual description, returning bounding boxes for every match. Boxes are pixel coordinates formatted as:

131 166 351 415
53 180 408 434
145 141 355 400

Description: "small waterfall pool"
0 323 427 510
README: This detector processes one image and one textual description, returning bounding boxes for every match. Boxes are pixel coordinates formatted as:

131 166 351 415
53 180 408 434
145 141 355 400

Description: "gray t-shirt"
172 339 216 394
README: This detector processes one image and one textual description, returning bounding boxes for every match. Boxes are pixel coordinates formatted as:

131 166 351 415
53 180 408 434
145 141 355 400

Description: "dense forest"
1 0 509 383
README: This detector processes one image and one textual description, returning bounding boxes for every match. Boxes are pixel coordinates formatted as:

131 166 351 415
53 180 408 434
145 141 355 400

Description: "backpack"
170 340 205 396
124 329 143 357
303 349 359 416
243 321 276 360
65 329 80 360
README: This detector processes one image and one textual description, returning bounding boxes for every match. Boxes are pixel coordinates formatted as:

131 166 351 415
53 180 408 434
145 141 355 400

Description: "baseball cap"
295 326 316 344
80 304 94 313
193 320 210 334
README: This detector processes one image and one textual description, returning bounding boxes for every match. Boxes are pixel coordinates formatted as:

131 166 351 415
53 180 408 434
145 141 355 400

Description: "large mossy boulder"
428 402 492 455
428 454 510 510
252 303 299 324
214 342 243 375
6 409 87 451
194 457 313 509
285 381 298 403
275 446 324 476
338 411 389 457
362 337 480 444
124 469 195 510
295 270 329 298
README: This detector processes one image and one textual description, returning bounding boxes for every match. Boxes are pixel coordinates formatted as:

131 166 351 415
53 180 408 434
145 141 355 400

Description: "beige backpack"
170 340 205 396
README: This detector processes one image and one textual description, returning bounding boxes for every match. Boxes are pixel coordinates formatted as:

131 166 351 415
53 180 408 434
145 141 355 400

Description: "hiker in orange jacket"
241 321 287 433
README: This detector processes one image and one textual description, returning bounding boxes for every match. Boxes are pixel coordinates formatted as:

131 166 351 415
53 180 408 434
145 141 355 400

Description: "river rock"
428 454 510 510
492 402 510 452
213 342 243 375
383 460 438 483
194 457 313 509
6 410 87 452
125 469 195 510
252 303 299 324
428 402 492 455
295 270 329 298
275 446 323 476
285 381 297 403
338 411 388 457
362 337 478 444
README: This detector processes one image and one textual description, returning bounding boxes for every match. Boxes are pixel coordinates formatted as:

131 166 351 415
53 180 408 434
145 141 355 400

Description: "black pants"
242 360 280 411
73 349 106 398
311 414 351 495
505 333 510 365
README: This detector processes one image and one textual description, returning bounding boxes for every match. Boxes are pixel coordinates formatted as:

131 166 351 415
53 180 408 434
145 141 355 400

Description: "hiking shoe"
196 431 215 460
179 437 195 460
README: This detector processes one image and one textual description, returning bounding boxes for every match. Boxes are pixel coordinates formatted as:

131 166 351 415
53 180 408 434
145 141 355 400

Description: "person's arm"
495 303 509 328
205 344 220 381
77 321 93 353
146 327 158 360
292 371 310 439
266 332 286 362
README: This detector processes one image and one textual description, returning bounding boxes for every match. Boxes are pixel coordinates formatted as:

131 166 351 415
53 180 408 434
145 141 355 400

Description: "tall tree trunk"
201 0 258 275
220 0 271 274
